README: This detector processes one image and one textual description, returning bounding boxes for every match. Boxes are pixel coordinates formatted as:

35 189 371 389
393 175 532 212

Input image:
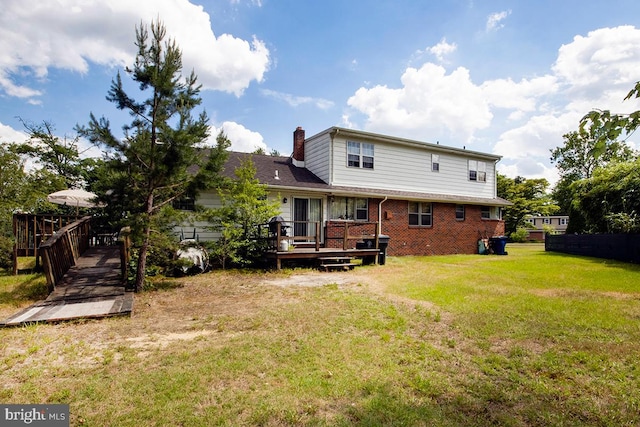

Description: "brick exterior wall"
324 198 505 256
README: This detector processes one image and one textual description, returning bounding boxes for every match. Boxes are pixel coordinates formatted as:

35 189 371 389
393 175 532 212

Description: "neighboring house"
183 126 511 256
524 215 569 242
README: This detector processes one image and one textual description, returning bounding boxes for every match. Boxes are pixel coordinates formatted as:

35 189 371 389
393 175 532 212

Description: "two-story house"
188 126 511 258
524 215 569 241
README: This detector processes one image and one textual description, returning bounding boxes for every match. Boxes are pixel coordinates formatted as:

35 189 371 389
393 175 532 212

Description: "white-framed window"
409 202 432 226
469 160 487 182
481 206 490 219
481 206 501 220
455 204 465 221
330 197 368 220
347 141 374 169
431 154 440 172
543 218 551 225
560 217 568 225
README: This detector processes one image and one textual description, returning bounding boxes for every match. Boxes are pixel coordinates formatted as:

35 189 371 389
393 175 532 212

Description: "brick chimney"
292 126 305 167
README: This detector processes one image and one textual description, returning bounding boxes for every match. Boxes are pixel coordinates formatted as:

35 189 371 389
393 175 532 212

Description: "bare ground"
1 268 460 378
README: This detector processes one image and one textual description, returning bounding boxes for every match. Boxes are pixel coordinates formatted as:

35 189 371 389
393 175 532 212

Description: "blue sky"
2 0 640 186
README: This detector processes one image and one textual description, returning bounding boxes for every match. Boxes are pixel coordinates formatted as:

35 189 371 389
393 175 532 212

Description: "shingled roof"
223 152 330 189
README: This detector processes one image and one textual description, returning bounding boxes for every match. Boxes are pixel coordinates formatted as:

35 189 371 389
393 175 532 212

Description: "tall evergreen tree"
78 20 227 291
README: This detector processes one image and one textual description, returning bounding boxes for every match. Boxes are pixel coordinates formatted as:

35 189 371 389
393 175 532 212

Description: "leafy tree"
203 157 280 269
15 119 90 189
580 81 640 153
570 159 640 233
550 128 636 223
0 144 28 268
77 20 227 291
497 174 558 236
559 81 640 233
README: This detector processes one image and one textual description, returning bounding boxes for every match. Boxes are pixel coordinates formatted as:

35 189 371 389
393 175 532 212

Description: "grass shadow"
0 271 49 307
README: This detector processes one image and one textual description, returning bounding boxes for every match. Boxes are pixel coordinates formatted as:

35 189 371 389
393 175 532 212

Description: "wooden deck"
265 247 381 270
1 246 133 327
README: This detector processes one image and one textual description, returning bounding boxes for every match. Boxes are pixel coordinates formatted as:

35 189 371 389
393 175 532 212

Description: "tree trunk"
134 193 154 292
134 233 149 292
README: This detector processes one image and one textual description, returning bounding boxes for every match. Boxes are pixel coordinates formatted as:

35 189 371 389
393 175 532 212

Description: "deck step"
317 256 355 261
319 263 355 272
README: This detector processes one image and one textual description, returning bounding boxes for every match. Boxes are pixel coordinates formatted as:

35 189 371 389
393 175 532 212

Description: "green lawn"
1 244 639 426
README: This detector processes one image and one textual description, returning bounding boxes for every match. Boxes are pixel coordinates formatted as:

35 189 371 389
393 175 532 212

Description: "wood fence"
545 233 640 264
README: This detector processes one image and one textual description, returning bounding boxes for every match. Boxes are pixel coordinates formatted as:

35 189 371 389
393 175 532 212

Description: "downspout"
378 196 388 235
330 128 339 184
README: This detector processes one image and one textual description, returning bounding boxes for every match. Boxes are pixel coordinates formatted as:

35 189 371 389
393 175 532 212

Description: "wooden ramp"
1 246 133 327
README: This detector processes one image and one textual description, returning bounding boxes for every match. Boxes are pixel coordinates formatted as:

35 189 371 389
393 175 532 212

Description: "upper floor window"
543 218 551 225
431 154 440 172
347 141 374 169
330 197 368 220
469 160 487 182
409 202 432 226
455 204 465 221
173 197 195 211
560 217 568 226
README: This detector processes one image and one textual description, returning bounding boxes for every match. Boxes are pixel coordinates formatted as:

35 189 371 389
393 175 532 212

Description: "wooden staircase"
317 256 355 272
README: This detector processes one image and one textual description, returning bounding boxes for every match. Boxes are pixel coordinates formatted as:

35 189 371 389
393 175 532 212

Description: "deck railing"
259 220 380 251
335 221 380 250
39 216 92 291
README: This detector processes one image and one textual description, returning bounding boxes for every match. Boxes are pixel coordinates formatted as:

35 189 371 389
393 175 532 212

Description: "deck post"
343 222 348 250
315 222 320 251
276 224 282 251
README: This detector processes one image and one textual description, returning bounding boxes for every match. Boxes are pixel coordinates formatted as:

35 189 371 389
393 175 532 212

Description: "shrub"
0 235 13 270
510 227 529 243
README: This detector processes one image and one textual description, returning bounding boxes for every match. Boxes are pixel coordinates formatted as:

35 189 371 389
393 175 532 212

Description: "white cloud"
261 89 334 110
481 75 558 113
0 122 27 144
348 63 492 143
428 38 457 63
210 121 267 153
494 112 580 161
0 0 270 101
486 10 511 33
553 26 640 110
347 25 640 186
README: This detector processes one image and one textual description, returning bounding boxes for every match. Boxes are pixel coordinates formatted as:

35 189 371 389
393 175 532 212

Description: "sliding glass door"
293 198 322 241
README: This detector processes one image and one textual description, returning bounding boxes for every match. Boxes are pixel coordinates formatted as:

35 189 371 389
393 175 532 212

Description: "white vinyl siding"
303 132 331 183
330 135 497 199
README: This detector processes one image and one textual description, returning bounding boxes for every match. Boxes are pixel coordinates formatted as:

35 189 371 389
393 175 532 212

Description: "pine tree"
78 20 227 291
